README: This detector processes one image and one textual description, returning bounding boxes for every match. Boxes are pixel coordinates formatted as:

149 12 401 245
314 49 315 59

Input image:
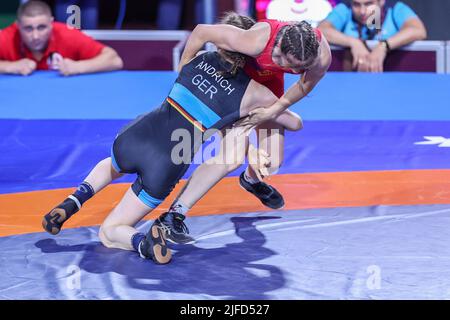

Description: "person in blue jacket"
318 0 427 72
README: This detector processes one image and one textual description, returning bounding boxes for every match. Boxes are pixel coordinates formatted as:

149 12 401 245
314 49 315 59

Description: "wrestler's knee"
294 116 303 131
288 114 303 132
276 112 303 132
99 224 114 248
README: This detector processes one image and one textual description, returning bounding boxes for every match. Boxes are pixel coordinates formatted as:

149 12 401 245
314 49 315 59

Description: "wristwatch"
381 40 391 53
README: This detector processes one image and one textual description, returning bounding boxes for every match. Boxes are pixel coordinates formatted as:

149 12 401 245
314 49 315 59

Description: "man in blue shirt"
318 0 426 72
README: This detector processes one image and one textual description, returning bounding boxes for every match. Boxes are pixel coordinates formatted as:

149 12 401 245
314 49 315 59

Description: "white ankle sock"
169 199 190 216
244 167 260 184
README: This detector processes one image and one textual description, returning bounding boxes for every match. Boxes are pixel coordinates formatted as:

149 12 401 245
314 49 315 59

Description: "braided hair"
274 21 320 63
217 12 255 78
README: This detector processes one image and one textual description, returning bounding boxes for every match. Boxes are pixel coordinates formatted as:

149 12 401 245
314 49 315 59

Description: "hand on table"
366 43 388 73
8 58 37 76
350 39 371 71
50 53 82 76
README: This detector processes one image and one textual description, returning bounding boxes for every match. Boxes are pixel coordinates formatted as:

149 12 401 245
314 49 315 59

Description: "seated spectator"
0 0 123 76
318 0 427 72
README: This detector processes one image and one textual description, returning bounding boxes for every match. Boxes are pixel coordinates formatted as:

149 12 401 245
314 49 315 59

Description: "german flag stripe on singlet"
167 83 221 133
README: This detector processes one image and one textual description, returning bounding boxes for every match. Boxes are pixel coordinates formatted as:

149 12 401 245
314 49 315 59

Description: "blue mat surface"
1 71 450 120
1 205 450 299
1 119 449 194
1 71 450 300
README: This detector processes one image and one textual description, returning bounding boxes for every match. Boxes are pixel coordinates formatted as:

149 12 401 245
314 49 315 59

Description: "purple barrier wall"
330 49 437 72
98 38 442 73
101 40 179 70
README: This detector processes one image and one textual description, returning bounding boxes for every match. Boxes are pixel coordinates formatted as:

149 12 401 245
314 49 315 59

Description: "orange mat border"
1 170 450 237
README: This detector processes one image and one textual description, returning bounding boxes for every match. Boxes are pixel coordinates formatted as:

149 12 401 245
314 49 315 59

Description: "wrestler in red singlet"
244 19 322 98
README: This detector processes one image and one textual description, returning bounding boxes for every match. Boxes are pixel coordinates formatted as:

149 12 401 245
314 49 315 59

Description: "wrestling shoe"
239 171 285 209
153 211 195 245
139 224 172 264
42 197 79 235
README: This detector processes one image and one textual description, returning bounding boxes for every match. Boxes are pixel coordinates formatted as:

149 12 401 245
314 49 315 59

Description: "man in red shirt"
0 0 123 76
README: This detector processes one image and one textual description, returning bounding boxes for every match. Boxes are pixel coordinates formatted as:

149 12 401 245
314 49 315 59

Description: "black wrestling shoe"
139 224 172 264
239 172 285 209
153 212 195 245
42 197 79 235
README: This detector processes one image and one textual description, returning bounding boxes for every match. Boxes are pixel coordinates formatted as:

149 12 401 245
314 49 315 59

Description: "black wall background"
6 0 450 39
401 0 450 40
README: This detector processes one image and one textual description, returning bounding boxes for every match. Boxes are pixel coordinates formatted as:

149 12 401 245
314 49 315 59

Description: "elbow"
407 20 428 41
192 24 207 38
287 115 303 132
110 49 124 70
193 24 203 31
114 55 124 70
416 19 428 40
410 28 427 42
103 47 124 70
419 27 428 40
192 24 220 44
410 25 427 41
293 117 304 131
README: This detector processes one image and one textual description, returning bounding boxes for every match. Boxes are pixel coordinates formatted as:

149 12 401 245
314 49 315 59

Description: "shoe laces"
161 212 190 235
173 214 189 234
157 222 172 235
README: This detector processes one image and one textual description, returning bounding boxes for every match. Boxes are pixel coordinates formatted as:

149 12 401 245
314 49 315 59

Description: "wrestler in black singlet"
111 52 252 208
